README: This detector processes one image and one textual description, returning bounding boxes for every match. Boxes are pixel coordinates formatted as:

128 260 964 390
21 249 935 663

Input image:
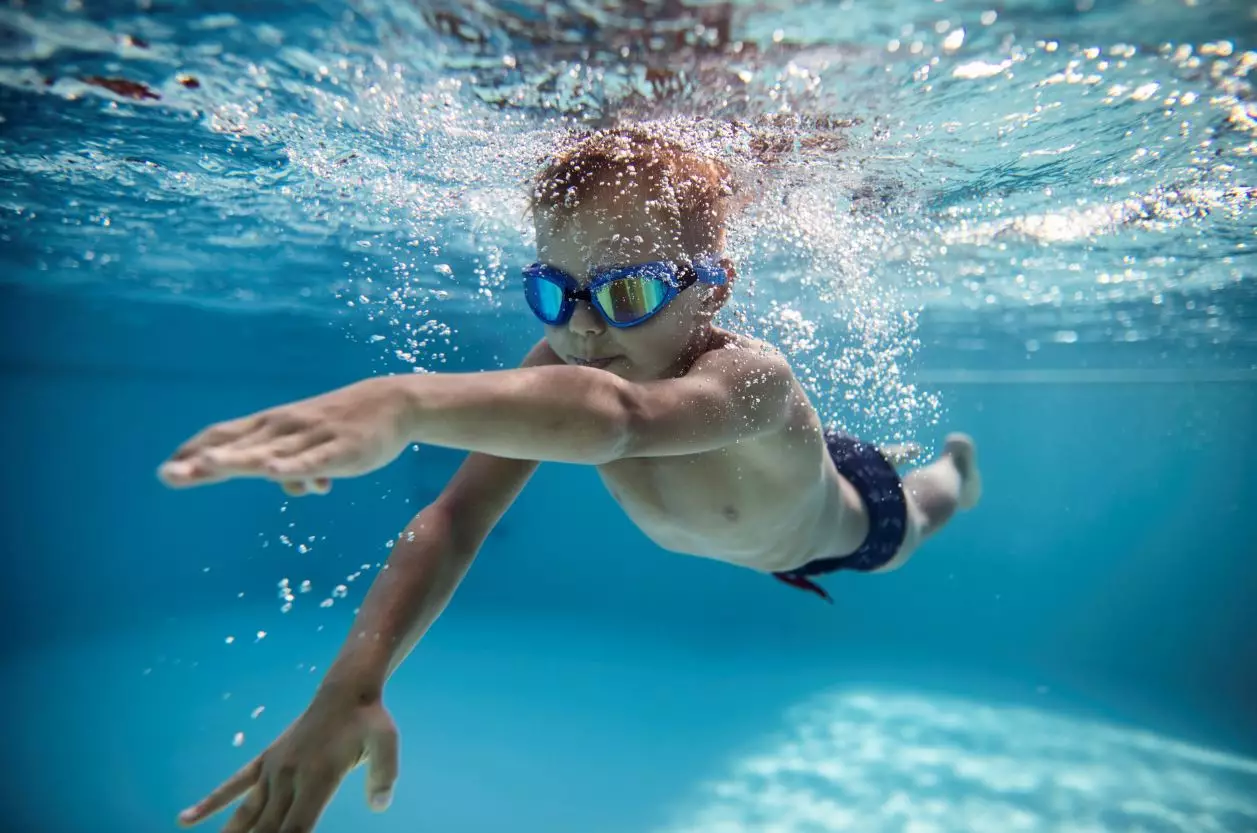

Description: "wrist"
391 373 436 445
375 373 429 446
317 633 396 705
316 664 385 707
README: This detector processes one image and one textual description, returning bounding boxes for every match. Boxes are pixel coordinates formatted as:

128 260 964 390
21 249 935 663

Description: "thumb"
364 722 400 812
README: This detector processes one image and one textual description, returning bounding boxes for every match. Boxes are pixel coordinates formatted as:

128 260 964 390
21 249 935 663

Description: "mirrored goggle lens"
527 273 568 322
593 276 670 325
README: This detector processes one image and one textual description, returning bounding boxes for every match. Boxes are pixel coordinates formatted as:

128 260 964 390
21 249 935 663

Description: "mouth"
569 356 617 369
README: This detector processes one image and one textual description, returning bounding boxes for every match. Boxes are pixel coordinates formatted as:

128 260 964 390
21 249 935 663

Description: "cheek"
653 295 704 336
620 315 689 360
542 326 568 349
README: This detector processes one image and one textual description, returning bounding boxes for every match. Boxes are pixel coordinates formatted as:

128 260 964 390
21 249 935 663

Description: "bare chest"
596 444 814 566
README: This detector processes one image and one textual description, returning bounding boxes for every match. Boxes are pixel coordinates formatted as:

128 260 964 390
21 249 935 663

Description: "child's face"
533 187 727 382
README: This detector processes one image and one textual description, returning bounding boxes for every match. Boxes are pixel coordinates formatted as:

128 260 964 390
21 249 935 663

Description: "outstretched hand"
179 693 400 833
158 377 413 493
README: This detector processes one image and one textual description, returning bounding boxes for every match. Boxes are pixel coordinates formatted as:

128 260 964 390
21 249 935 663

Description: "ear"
701 257 736 314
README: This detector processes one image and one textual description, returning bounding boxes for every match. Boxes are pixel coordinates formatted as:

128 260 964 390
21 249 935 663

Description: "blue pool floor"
3 609 1256 833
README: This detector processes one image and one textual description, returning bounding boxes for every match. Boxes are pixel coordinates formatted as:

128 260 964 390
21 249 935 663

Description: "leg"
903 433 981 539
874 434 980 572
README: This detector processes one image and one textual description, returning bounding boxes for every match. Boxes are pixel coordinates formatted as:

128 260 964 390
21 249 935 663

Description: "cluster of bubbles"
319 0 1254 355
248 11 946 435
2 1 1253 405
270 565 373 613
0 0 948 435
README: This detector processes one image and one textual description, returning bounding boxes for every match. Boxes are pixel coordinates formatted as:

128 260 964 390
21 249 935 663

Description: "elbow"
595 374 646 463
421 498 494 561
397 503 462 560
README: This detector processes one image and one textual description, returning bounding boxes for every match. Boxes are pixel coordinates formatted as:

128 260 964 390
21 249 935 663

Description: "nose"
567 300 606 337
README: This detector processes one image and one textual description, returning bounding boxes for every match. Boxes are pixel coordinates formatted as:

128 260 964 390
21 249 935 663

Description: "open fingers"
201 428 333 475
265 430 330 460
221 780 268 833
170 414 267 463
252 774 295 833
264 441 345 480
163 428 334 488
277 770 339 833
178 756 262 827
161 416 270 488
160 457 234 489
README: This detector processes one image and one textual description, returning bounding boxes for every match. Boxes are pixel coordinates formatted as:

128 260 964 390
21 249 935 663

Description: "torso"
595 335 867 573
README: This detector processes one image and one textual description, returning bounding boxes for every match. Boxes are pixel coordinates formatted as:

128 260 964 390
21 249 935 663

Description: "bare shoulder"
706 328 786 358
689 329 795 382
692 330 811 419
684 329 819 445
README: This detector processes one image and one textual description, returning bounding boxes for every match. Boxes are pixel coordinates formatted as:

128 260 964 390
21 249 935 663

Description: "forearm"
316 504 469 702
402 365 632 464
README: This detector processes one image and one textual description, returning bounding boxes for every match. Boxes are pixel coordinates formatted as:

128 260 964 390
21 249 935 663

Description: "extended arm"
317 341 561 697
173 344 556 832
400 342 798 462
157 340 798 487
320 451 536 699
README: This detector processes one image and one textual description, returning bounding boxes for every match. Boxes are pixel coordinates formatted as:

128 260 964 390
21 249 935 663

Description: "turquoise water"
2 2 1256 832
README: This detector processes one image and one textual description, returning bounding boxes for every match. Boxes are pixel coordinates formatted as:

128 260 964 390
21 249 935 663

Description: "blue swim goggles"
522 257 727 328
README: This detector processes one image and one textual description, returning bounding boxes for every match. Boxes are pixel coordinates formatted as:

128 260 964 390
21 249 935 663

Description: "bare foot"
944 433 982 510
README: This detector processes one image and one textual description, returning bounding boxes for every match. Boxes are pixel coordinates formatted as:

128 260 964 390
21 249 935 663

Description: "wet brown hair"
530 127 737 255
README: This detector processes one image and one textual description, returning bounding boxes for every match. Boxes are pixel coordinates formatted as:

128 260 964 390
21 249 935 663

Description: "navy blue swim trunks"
773 430 908 603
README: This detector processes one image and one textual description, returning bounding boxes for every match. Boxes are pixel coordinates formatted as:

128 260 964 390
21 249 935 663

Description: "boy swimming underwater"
161 128 981 833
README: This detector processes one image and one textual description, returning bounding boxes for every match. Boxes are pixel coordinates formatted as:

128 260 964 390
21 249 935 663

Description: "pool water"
2 1 1256 832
